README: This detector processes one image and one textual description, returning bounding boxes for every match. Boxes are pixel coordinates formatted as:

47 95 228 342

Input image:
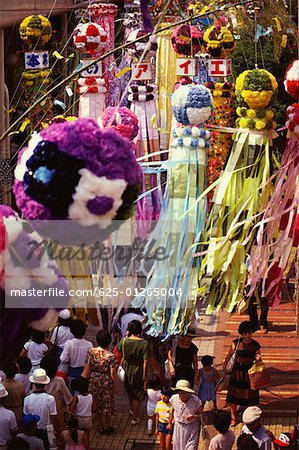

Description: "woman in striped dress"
169 380 202 450
223 320 261 426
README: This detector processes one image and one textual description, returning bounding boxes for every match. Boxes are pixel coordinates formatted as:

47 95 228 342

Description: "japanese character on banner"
25 51 49 70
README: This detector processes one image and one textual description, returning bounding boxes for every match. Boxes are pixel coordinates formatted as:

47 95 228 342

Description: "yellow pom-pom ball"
239 118 248 128
247 109 256 119
265 110 274 120
255 120 266 130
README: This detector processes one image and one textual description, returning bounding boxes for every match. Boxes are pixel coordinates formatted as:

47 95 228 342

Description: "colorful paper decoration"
132 84 213 336
126 29 158 60
203 24 235 58
171 24 203 57
73 23 107 56
284 60 299 100
19 15 52 49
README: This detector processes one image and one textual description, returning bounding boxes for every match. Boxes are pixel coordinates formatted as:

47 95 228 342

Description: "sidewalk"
88 297 299 449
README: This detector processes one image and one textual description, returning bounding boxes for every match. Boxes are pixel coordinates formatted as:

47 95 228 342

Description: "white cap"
242 406 262 424
0 383 8 398
58 309 70 320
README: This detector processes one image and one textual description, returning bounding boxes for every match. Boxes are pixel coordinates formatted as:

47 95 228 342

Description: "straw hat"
29 368 50 385
172 379 195 394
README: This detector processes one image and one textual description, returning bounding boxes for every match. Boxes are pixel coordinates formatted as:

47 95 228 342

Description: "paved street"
86 295 299 449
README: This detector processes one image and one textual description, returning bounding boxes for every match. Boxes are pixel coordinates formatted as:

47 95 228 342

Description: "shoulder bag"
117 338 126 383
40 326 60 371
226 338 240 374
164 338 178 380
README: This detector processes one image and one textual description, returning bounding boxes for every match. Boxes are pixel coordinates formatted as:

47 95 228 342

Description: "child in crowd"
273 433 293 448
198 355 219 409
61 415 89 450
209 410 235 450
146 376 161 435
15 357 32 395
236 434 259 450
20 330 48 371
17 414 45 450
155 387 173 450
70 377 92 446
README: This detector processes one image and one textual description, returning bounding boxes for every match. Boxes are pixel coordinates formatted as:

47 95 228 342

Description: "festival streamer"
199 68 277 313
132 84 213 337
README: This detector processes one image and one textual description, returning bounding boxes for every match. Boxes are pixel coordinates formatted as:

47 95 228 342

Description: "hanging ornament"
126 29 158 60
13 118 142 244
132 84 213 336
171 24 203 57
203 24 235 58
284 60 299 100
19 15 52 49
73 23 107 56
101 107 139 141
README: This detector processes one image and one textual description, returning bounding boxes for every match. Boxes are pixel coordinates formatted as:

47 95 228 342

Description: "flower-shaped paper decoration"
73 23 108 55
284 60 299 100
171 84 213 126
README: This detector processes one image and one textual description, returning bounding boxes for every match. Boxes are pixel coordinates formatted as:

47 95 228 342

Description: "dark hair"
31 329 45 344
128 320 142 337
161 386 172 397
4 363 18 379
41 361 56 379
147 376 161 390
34 383 45 389
213 410 231 434
17 356 32 374
96 330 111 348
237 434 259 450
70 320 86 338
58 317 72 327
66 415 78 445
238 321 255 335
201 355 214 367
72 376 89 395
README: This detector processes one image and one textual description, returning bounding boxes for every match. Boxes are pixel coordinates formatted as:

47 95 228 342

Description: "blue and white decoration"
25 51 49 70
132 84 213 337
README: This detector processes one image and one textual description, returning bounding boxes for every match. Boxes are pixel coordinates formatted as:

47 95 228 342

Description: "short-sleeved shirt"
175 343 198 367
0 406 17 445
209 430 235 450
24 341 48 366
155 400 173 424
170 393 201 424
24 392 57 430
242 425 272 450
60 338 93 368
50 326 74 348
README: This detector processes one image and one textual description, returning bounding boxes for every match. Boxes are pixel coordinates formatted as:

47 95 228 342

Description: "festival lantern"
247 63 299 307
199 68 278 313
19 15 53 130
132 84 213 336
73 23 108 119
0 205 69 366
87 3 118 105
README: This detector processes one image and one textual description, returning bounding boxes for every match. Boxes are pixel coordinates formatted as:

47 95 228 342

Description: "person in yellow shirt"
155 387 173 450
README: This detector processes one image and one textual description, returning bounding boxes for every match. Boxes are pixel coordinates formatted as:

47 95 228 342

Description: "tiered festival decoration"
126 29 161 231
19 15 53 130
199 68 278 313
247 62 299 307
203 21 236 192
171 24 203 56
73 23 108 119
13 118 142 244
0 205 69 365
87 3 118 105
132 84 213 336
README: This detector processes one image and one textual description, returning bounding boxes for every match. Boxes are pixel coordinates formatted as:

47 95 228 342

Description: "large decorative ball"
235 69 278 109
126 29 158 60
73 23 108 55
13 118 142 243
203 25 235 58
171 84 213 126
19 15 52 49
284 60 299 100
171 24 203 57
101 107 139 141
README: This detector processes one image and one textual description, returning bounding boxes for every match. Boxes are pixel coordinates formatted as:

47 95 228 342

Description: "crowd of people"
0 311 296 450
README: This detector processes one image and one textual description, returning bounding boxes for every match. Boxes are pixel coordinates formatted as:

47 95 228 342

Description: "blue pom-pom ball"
171 85 213 126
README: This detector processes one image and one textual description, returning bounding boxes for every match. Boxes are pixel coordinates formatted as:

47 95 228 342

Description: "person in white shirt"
60 320 92 388
241 406 272 450
20 330 48 371
146 376 161 435
0 382 18 450
17 415 45 450
15 357 32 395
70 377 93 446
24 369 57 450
50 310 74 360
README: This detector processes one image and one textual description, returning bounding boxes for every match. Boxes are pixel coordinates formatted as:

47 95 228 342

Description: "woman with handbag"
116 320 150 425
223 321 261 427
82 330 118 436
